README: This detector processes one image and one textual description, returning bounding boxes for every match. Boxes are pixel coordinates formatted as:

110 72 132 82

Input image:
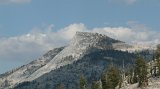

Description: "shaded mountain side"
14 49 142 89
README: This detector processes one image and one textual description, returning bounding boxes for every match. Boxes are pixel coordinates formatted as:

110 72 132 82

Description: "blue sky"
0 0 160 37
0 0 160 74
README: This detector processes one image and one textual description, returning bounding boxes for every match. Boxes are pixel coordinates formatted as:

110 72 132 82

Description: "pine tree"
153 53 157 77
156 44 160 76
127 67 134 84
151 53 156 77
101 73 107 89
101 65 120 89
134 56 148 87
118 75 123 89
45 83 51 89
56 84 65 89
79 74 87 89
91 81 102 89
133 66 138 83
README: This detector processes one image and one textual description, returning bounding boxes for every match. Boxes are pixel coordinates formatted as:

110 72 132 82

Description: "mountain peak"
74 31 109 40
26 32 122 81
75 31 105 37
71 31 121 50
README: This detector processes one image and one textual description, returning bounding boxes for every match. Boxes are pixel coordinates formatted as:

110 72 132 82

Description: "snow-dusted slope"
112 42 132 51
113 42 155 53
27 32 121 81
0 47 64 89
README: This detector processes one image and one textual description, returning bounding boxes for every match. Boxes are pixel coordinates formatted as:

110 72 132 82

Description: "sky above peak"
0 0 160 74
0 0 160 36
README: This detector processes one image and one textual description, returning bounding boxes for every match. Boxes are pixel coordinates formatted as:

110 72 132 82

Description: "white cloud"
93 27 159 44
0 23 86 62
0 0 31 4
92 22 160 47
